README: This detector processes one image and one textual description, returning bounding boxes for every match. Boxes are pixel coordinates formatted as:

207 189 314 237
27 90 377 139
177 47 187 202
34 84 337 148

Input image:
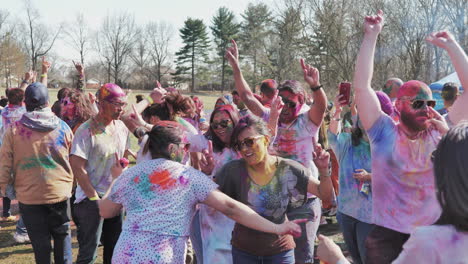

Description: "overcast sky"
3 0 275 64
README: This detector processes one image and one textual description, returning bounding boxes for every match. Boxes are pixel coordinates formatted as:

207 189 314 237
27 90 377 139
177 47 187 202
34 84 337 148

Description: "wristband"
310 85 323 92
146 96 154 105
89 196 99 201
40 74 47 78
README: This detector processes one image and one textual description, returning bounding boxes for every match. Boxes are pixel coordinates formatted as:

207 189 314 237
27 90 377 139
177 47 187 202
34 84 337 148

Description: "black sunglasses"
279 96 297 109
411 100 436 110
235 135 264 151
211 119 231 130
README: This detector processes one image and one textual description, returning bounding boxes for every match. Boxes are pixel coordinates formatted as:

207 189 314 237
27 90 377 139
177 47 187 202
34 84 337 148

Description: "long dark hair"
231 114 270 150
205 105 240 153
434 122 468 232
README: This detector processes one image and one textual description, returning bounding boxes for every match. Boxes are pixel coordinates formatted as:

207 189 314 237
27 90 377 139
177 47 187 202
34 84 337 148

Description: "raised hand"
317 234 346 264
111 153 125 179
300 58 320 88
363 10 384 36
73 60 85 75
333 94 347 115
24 70 34 82
149 81 167 104
31 71 38 83
200 140 215 175
270 90 285 117
312 142 330 172
426 31 456 50
425 106 449 135
42 56 51 74
225 39 240 68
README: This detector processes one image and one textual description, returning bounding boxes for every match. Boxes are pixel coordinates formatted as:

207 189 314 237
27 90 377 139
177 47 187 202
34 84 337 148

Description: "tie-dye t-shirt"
328 131 372 223
0 105 26 144
215 158 309 256
367 115 442 234
109 159 218 263
71 119 130 203
393 225 468 263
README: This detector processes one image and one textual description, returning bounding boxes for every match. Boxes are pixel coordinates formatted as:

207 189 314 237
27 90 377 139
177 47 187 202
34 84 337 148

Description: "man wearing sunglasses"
353 11 468 263
70 83 130 264
226 40 327 264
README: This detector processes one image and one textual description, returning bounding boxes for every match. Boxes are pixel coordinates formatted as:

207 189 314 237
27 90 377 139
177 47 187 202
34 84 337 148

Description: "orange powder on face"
149 170 177 190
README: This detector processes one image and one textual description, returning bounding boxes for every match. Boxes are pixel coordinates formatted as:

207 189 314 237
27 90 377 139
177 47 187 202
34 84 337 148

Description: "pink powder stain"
179 176 189 185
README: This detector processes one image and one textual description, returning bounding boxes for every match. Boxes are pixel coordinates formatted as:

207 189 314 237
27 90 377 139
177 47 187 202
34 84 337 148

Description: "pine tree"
210 7 240 92
174 18 210 92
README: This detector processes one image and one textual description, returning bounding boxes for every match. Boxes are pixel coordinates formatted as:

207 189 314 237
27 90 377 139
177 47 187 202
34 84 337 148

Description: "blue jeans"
232 247 295 264
189 209 204 263
286 197 321 263
337 212 373 264
74 198 122 264
19 200 72 264
16 215 28 235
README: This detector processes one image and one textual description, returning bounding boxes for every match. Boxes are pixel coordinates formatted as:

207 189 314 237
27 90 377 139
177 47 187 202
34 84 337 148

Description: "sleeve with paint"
0 127 13 196
70 125 91 160
366 114 395 146
189 166 218 203
108 169 133 205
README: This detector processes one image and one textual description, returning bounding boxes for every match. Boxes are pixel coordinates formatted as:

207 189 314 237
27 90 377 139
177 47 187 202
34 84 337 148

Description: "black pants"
19 200 72 264
2 197 11 217
73 198 122 264
365 225 410 264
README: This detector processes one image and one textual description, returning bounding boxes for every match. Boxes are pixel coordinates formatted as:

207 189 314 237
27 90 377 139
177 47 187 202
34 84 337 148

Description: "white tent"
430 72 463 91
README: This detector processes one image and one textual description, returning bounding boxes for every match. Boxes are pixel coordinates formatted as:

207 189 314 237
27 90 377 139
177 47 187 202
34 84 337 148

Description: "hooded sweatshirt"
0 108 74 205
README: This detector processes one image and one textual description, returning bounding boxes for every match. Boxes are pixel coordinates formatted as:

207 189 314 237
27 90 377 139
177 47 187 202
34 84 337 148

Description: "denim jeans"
2 196 11 217
19 200 72 264
232 247 295 264
337 211 373 264
365 225 410 264
286 197 321 264
74 198 122 264
16 215 28 235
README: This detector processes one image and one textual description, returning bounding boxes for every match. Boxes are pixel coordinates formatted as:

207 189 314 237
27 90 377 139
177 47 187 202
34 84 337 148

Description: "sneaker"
1 215 17 222
13 233 30 244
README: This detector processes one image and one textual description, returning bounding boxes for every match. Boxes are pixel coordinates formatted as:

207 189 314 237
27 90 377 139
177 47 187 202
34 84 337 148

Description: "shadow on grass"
0 247 34 260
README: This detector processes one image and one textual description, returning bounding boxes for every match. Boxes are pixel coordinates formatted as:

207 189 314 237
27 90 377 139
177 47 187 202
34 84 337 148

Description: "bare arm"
70 155 99 199
427 32 468 125
203 189 303 236
301 59 327 127
99 154 125 218
19 70 35 90
40 56 51 87
307 145 334 204
354 11 385 130
73 60 85 91
226 40 268 117
329 94 346 135
267 91 284 138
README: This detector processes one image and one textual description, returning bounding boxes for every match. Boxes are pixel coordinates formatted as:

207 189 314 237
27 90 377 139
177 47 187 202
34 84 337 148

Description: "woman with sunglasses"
189 104 241 264
214 115 334 263
98 121 304 263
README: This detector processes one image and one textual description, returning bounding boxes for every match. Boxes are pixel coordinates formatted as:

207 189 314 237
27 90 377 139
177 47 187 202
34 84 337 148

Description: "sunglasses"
411 100 436 110
235 135 264 151
211 119 232 130
106 100 128 108
60 98 72 106
279 96 297 109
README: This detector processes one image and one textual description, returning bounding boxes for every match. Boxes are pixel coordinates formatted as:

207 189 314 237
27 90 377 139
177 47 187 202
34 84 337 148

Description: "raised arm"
40 56 51 87
203 189 304 237
329 94 347 135
426 31 468 125
301 59 327 127
353 10 385 130
267 91 284 138
73 60 85 91
307 144 334 204
225 40 268 117
19 70 35 90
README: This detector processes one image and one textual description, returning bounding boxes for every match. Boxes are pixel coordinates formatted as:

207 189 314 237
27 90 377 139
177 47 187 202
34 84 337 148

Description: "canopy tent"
429 72 464 110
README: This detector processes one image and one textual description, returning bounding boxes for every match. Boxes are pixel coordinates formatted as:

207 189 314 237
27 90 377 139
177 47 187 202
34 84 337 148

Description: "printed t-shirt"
393 225 468 264
71 119 130 203
109 158 218 263
328 131 372 223
367 114 441 234
215 158 309 256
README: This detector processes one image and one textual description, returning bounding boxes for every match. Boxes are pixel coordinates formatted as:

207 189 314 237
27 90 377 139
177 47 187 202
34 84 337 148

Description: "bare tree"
64 13 90 65
97 12 139 85
22 0 61 71
146 21 174 83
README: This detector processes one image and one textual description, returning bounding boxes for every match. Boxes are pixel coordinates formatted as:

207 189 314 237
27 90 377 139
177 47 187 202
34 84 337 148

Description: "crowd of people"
0 10 467 264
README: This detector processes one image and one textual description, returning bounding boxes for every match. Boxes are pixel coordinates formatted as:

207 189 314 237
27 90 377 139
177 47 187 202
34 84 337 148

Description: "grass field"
0 87 348 263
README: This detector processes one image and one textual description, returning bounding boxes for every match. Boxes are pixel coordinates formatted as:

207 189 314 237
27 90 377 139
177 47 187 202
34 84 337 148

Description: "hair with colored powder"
260 79 278 98
164 92 196 120
231 114 270 150
396 80 432 100
96 83 126 102
434 122 468 232
205 104 240 153
67 90 97 123
382 78 403 97
147 121 185 160
441 82 459 102
6 88 24 105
